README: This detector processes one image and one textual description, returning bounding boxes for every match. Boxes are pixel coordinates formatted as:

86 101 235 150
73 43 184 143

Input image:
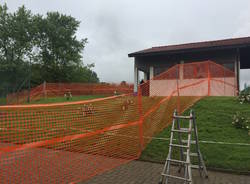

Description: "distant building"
129 36 250 95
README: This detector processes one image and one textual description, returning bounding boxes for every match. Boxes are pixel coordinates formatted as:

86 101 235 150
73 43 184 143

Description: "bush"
238 92 250 104
232 112 250 135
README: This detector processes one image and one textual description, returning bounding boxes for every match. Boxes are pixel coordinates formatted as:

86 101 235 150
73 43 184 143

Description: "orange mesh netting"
6 83 133 105
0 61 237 183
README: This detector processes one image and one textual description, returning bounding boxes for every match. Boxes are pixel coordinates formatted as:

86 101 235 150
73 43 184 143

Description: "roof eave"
128 43 250 58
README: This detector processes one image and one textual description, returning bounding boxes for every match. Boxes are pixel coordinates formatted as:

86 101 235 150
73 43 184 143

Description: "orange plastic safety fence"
0 61 237 183
6 83 133 105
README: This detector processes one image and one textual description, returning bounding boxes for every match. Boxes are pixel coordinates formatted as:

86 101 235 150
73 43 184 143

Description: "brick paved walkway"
83 161 250 184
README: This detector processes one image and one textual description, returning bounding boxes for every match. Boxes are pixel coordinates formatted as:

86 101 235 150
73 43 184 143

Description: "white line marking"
1 127 250 147
147 137 250 146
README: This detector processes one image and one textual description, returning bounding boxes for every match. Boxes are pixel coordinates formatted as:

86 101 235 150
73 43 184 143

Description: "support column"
236 49 241 94
134 63 139 93
238 60 240 91
149 66 154 79
234 61 237 96
144 72 148 81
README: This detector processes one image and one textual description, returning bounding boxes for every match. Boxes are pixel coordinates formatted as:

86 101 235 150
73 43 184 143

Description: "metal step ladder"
159 109 208 184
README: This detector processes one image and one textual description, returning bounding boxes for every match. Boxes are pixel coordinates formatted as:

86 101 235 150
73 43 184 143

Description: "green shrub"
232 112 250 135
238 92 250 104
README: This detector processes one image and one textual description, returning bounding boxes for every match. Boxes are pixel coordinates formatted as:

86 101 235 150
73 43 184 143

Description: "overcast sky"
1 0 250 88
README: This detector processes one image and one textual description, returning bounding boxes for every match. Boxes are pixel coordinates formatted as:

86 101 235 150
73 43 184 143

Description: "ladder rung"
171 128 192 133
182 140 196 144
183 152 198 157
170 143 188 148
173 115 193 119
161 174 191 182
167 159 188 164
182 128 194 131
191 164 202 169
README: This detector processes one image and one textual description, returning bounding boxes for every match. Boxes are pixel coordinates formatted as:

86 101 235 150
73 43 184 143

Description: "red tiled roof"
128 36 250 57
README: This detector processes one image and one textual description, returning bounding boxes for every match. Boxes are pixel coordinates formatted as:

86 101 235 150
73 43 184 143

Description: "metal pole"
27 58 31 103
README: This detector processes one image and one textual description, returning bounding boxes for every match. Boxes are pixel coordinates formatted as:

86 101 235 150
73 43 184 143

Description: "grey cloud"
1 0 250 85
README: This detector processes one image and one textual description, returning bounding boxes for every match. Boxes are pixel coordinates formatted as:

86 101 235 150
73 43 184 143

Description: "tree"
71 64 99 83
36 12 88 82
0 3 99 98
0 5 35 92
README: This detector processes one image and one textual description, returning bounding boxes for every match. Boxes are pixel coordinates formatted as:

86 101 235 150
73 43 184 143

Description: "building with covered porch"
129 37 250 96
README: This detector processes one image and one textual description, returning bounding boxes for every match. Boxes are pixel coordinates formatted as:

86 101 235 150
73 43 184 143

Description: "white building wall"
149 77 236 96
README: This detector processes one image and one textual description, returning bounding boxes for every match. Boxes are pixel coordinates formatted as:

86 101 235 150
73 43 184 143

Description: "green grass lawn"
140 97 250 172
26 95 109 104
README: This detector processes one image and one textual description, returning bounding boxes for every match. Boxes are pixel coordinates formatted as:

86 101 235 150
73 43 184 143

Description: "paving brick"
82 161 250 184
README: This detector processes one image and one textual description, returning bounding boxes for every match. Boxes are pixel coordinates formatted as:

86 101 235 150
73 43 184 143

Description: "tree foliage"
0 4 99 96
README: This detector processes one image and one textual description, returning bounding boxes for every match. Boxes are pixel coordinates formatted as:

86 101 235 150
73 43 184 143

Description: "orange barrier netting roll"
0 61 237 183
